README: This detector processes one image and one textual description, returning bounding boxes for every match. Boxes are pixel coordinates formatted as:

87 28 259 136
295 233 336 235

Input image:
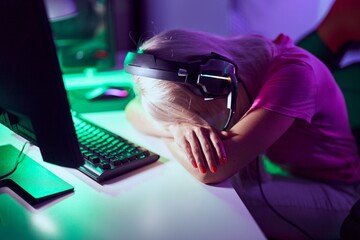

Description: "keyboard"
72 113 159 182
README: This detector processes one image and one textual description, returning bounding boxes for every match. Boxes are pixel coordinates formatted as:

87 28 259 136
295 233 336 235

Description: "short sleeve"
250 55 317 123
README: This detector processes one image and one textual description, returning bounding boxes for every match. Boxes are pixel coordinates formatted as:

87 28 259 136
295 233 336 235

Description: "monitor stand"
0 144 74 206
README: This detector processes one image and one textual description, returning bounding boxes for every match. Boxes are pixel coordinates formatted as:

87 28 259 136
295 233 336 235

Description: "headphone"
124 51 240 130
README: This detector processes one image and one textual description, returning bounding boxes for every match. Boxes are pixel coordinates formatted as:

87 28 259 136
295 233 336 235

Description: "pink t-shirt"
250 34 360 183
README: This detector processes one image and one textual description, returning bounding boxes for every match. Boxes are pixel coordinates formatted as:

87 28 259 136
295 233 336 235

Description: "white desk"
0 71 265 240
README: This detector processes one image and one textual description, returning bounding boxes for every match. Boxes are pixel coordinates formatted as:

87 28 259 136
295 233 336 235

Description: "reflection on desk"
0 111 265 240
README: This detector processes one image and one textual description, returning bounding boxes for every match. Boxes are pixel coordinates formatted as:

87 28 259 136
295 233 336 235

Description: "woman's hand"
168 123 227 174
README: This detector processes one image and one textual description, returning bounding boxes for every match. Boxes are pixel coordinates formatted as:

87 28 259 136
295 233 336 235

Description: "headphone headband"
124 52 189 83
124 51 239 130
124 51 238 98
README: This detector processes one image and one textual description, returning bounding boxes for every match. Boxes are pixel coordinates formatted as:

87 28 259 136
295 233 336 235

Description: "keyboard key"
110 158 123 166
88 156 100 164
99 161 111 169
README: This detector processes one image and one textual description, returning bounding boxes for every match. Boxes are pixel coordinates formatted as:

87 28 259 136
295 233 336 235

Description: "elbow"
193 172 228 185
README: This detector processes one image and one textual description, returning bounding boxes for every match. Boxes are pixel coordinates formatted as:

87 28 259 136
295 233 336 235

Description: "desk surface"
0 71 265 240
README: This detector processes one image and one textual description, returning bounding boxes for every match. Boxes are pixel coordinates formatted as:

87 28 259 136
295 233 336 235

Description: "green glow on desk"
63 69 133 90
31 213 58 237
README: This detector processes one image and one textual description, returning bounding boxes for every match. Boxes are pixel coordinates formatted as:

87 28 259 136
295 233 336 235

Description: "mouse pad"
67 87 135 113
0 145 74 206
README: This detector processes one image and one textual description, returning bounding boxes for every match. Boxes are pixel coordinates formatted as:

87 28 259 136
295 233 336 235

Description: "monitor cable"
256 156 314 240
0 141 30 180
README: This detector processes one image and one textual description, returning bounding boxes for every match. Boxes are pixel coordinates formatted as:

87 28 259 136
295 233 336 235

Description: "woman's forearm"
162 108 294 184
163 137 249 184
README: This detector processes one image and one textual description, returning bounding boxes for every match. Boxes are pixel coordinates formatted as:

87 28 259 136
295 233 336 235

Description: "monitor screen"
45 0 116 73
0 0 83 168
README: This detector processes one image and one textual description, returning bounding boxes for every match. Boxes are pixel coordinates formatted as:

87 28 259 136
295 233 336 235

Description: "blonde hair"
133 29 275 129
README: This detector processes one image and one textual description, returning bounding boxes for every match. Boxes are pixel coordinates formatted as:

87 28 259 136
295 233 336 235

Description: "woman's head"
132 29 274 130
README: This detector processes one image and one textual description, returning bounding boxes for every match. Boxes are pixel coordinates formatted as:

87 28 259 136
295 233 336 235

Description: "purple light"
104 88 128 98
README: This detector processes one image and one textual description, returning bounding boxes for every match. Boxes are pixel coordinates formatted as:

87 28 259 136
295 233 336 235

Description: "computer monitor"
0 0 83 168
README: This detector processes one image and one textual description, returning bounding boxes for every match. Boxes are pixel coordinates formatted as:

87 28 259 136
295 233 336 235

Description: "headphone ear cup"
197 58 237 97
196 74 233 96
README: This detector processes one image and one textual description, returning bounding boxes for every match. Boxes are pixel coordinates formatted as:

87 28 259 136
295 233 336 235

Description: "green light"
124 52 136 68
263 155 289 176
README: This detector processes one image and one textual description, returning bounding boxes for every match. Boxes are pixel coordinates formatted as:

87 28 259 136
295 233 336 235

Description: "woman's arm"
125 97 172 138
126 98 294 184
164 108 295 184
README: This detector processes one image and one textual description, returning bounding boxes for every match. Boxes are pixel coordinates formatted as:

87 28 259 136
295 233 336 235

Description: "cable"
256 156 314 240
0 141 30 180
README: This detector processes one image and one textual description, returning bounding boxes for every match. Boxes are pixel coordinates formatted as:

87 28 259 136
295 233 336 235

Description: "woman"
124 13 359 240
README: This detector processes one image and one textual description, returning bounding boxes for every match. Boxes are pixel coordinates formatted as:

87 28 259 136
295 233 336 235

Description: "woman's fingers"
209 130 227 165
169 123 226 174
184 130 206 173
195 127 219 173
171 126 201 170
177 134 198 168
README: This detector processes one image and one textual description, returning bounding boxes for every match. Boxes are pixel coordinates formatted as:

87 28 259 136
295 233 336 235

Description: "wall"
142 0 359 66
143 0 332 39
144 0 230 36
